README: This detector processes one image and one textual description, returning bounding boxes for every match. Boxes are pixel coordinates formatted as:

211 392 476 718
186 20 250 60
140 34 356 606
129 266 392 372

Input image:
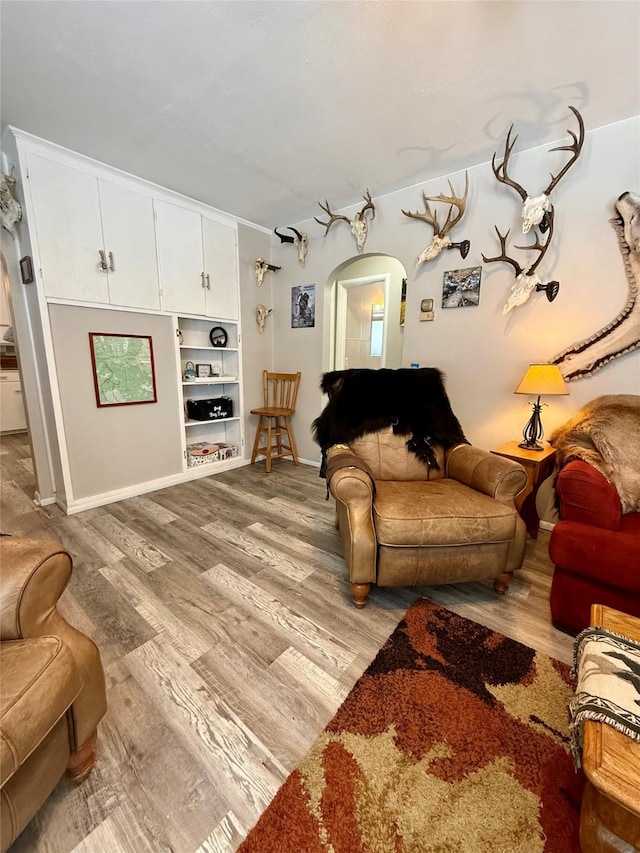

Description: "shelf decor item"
183 361 197 380
209 326 228 347
514 363 569 450
186 442 219 467
186 396 233 421
89 332 157 408
196 363 211 378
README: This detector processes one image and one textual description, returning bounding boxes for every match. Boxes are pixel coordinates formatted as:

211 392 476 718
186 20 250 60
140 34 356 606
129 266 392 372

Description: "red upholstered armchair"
548 459 640 635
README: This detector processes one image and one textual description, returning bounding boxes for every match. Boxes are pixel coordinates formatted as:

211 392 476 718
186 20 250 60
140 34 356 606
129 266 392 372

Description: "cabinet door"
98 179 160 310
0 374 27 432
202 217 238 320
156 201 205 315
26 154 109 303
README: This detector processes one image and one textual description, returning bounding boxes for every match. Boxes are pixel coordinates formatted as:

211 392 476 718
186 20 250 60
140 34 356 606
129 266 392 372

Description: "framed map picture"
89 333 157 407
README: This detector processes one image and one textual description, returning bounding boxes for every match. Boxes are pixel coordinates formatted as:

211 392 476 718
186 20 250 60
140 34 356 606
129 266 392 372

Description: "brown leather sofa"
0 537 107 852
327 429 528 607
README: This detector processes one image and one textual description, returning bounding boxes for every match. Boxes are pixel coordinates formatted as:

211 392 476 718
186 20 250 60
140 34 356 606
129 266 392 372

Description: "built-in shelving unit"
177 316 243 475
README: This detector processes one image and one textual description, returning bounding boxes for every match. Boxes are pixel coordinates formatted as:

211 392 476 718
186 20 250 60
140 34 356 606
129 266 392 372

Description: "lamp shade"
514 364 569 396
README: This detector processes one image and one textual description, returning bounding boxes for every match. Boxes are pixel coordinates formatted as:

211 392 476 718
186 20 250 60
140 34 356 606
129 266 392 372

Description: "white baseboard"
298 457 321 468
34 491 57 507
61 457 249 515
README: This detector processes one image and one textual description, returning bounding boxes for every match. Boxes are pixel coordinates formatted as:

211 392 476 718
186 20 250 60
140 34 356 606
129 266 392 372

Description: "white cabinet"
177 316 243 474
202 217 238 320
156 200 238 320
26 153 160 309
0 371 27 433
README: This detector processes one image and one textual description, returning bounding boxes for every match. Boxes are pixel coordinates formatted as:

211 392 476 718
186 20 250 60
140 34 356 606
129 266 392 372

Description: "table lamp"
514 363 568 450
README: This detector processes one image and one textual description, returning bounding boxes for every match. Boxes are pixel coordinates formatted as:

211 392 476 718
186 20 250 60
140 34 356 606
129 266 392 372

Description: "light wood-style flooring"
0 431 574 853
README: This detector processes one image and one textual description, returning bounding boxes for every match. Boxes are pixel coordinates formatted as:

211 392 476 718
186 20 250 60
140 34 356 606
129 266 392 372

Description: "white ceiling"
1 1 638 229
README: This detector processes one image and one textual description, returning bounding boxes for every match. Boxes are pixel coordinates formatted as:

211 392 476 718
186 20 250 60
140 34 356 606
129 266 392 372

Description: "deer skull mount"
402 172 470 266
0 173 22 237
274 227 309 267
482 210 560 315
255 258 281 287
484 106 585 311
255 304 273 333
314 190 375 253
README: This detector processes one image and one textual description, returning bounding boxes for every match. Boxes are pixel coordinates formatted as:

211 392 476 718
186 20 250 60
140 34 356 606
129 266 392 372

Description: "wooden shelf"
179 345 238 352
182 378 237 385
184 417 240 427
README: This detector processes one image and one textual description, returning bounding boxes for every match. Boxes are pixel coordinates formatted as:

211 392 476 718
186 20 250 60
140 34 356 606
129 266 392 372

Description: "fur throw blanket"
550 394 640 513
312 368 468 476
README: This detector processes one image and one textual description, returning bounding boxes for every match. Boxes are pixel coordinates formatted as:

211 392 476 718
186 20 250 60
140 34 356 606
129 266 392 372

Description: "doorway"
326 254 406 372
335 274 389 370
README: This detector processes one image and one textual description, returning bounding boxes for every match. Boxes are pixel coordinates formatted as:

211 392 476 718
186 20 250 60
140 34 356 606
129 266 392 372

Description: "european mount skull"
483 106 585 311
255 304 273 333
493 106 584 235
314 190 376 253
402 172 470 265
274 226 309 267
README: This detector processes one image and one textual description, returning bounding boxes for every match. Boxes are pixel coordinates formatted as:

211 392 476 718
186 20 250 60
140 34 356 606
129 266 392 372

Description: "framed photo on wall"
291 284 316 328
89 332 157 407
442 266 482 309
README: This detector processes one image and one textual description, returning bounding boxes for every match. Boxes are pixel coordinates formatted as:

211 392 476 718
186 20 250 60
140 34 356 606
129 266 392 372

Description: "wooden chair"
250 371 301 472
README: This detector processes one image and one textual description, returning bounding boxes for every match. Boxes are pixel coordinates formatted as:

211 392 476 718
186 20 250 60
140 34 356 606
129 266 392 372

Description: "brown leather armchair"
0 537 107 852
327 429 528 607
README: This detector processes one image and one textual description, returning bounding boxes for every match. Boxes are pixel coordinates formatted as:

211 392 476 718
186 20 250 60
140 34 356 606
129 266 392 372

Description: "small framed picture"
20 256 34 284
196 363 211 378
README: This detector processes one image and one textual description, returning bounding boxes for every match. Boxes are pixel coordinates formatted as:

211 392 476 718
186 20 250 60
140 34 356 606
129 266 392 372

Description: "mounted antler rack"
274 226 308 267
484 106 585 312
255 258 281 287
315 190 375 253
402 172 470 266
482 209 559 315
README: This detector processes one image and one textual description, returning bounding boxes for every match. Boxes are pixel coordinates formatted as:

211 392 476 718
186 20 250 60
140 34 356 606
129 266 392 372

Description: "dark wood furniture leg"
66 730 98 782
493 571 513 594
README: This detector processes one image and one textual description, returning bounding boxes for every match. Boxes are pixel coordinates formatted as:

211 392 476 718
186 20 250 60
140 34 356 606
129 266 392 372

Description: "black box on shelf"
186 397 233 421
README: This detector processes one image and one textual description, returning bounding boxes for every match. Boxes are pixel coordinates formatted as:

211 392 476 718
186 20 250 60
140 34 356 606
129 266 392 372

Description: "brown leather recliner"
0 537 107 852
327 429 528 607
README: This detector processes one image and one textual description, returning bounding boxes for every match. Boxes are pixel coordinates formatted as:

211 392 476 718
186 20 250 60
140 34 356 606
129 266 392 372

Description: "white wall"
238 223 274 453
271 117 640 461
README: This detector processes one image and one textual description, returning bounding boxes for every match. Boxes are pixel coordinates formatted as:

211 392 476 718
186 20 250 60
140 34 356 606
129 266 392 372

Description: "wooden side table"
580 604 640 852
490 441 556 539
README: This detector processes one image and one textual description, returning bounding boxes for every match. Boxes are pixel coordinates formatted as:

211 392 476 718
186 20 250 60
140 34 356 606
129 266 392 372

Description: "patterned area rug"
239 599 584 852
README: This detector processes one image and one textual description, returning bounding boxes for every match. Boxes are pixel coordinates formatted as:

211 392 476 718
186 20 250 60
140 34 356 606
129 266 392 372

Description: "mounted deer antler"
315 190 376 253
402 172 470 265
482 209 559 314
485 106 585 313
493 106 584 233
543 106 585 196
274 226 309 267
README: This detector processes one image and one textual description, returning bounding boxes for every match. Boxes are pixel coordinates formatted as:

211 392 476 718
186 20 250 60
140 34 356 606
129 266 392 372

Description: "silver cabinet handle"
201 272 206 288
98 249 108 271
206 273 210 290
109 251 115 272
